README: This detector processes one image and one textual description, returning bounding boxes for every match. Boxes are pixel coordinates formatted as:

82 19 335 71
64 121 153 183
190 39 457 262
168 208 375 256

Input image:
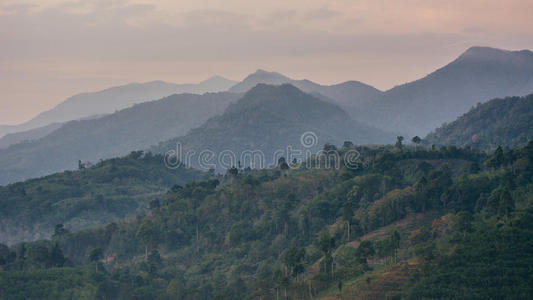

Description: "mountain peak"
253 69 272 74
228 83 347 118
247 69 291 80
199 75 236 85
242 83 300 98
143 80 171 86
240 83 303 100
229 70 294 93
463 45 505 53
458 46 533 62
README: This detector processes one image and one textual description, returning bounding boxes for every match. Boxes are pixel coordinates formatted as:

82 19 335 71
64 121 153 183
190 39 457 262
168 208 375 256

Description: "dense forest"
425 93 533 150
0 151 205 245
1 140 532 299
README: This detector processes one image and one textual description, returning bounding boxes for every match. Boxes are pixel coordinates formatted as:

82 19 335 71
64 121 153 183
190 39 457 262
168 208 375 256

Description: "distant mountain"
228 70 294 93
229 69 383 114
0 92 240 185
0 122 63 149
424 94 533 150
153 84 393 170
0 115 105 149
355 47 533 137
0 76 237 138
0 151 205 244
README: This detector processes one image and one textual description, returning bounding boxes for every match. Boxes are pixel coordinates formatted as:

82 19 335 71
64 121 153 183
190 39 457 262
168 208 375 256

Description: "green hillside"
425 94 533 150
0 151 205 245
2 140 531 299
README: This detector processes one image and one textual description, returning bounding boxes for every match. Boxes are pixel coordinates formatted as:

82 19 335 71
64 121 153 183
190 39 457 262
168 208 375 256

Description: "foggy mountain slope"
0 115 106 149
153 84 393 170
0 92 241 185
0 76 237 138
0 122 63 149
355 46 533 137
229 69 384 115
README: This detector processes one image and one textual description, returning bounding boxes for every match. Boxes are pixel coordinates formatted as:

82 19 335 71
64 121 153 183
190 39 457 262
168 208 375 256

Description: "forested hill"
0 151 205 245
425 93 533 150
153 84 393 171
1 141 532 299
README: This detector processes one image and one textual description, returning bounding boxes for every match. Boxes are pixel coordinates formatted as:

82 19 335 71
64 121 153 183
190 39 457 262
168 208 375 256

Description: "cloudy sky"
1 0 533 125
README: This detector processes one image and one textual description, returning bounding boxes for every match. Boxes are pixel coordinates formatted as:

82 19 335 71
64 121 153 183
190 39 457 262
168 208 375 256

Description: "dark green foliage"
0 151 205 244
88 248 103 263
395 136 404 149
406 210 533 299
283 246 306 278
426 94 533 150
374 231 401 264
88 248 103 272
0 268 96 300
1 142 532 299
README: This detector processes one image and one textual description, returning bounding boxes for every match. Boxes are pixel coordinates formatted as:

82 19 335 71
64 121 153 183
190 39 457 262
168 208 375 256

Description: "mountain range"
2 46 533 299
153 84 393 171
229 69 383 110
0 76 237 138
4 46 532 146
229 47 533 138
0 92 240 185
0 46 532 185
0 122 63 149
354 47 533 136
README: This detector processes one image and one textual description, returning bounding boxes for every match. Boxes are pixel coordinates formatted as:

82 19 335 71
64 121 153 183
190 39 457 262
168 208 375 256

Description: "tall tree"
88 248 103 272
136 219 159 259
499 186 514 219
412 136 422 150
318 231 336 274
396 136 404 150
342 202 354 241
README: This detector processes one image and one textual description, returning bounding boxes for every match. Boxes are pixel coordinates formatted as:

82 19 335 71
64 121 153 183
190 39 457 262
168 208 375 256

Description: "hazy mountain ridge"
0 92 241 185
354 46 533 136
0 76 237 138
153 84 393 170
226 47 533 138
0 123 63 149
229 69 383 112
424 93 533 150
1 46 532 185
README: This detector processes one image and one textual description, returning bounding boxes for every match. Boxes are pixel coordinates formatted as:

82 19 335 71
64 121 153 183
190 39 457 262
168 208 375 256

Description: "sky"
1 0 533 125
